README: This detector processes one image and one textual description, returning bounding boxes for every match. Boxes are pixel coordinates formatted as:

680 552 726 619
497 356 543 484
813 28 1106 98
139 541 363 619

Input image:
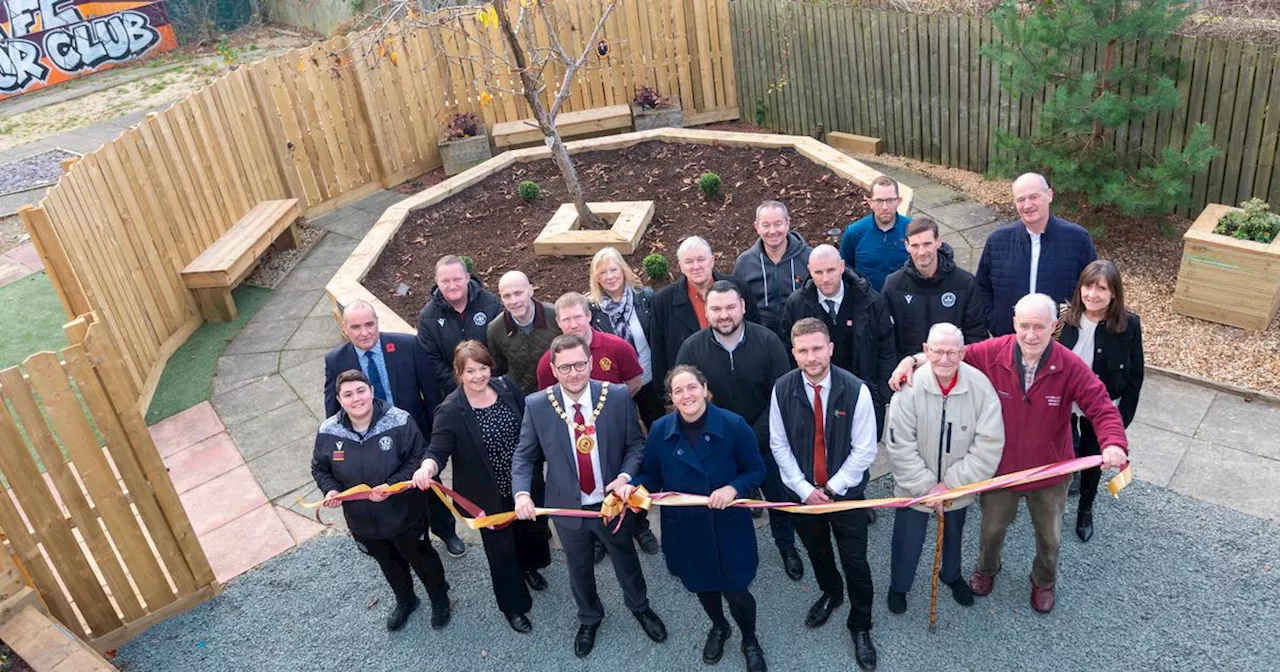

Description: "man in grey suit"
512 333 667 659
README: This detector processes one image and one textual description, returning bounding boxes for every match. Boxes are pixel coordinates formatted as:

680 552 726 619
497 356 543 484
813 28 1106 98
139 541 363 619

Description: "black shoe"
505 612 532 634
702 623 731 664
593 539 608 565
946 577 974 606
636 528 661 555
442 535 466 557
804 593 843 628
1076 507 1094 542
1069 472 1081 495
574 623 599 658
430 600 451 630
385 595 419 631
866 507 877 524
742 638 768 672
779 547 804 581
851 629 878 671
633 608 667 643
886 590 907 614
523 569 547 592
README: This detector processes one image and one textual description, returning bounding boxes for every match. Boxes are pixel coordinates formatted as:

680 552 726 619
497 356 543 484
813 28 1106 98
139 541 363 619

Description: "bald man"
487 271 560 395
975 173 1097 336
779 245 896 434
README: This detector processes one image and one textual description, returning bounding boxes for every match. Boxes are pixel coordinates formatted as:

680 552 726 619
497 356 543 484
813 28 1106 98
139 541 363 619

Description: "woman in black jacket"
412 340 551 633
312 370 452 632
587 246 664 427
1056 260 1144 542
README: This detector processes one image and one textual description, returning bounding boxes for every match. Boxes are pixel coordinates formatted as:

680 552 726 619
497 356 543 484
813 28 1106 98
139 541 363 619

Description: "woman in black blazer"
1056 260 1144 543
412 340 551 633
587 246 664 427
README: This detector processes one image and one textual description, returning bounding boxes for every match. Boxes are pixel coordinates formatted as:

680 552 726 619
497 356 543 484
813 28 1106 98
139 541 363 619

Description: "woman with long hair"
1056 260 1144 542
587 247 665 427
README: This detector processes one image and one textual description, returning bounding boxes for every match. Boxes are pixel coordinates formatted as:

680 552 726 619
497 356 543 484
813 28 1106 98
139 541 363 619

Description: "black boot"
1076 505 1094 542
386 595 419 631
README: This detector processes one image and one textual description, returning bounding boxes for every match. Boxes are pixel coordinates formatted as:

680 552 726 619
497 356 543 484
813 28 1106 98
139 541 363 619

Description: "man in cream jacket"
884 322 1004 614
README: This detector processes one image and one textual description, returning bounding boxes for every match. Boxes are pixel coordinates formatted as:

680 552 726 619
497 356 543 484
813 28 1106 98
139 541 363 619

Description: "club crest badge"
599 357 612 372
379 436 394 451
473 313 488 326
941 292 957 308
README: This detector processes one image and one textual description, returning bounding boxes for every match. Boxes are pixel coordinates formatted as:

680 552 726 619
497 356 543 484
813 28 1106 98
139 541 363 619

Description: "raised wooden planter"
1172 203 1280 330
630 97 683 131
439 130 492 176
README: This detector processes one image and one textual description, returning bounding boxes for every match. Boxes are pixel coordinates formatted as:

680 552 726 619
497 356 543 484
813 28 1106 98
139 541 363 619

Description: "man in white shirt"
767 318 879 671
511 334 666 658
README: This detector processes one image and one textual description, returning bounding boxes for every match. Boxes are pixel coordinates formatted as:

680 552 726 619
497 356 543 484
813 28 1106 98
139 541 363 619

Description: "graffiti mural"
0 0 178 101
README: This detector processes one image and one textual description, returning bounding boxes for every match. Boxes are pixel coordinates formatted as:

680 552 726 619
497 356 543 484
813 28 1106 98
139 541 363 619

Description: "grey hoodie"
733 230 812 331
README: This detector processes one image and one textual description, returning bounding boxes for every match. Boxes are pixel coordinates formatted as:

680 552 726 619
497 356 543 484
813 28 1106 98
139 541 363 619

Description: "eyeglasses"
869 197 900 206
929 349 962 360
555 360 590 375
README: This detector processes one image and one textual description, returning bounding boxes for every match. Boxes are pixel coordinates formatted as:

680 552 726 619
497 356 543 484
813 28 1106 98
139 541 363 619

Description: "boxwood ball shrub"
460 255 476 274
698 171 722 199
518 180 540 203
643 253 669 281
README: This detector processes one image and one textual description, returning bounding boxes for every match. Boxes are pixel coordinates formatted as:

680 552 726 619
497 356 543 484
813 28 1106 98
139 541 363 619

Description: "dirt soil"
367 141 871 320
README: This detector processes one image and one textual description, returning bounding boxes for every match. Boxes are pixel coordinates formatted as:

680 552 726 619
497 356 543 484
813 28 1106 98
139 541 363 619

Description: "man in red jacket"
889 293 1128 613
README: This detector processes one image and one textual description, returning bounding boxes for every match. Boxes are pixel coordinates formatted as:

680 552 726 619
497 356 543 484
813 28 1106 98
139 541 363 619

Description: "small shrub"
642 253 669 281
518 180 540 203
698 171 722 199
460 255 476 274
444 113 480 141
633 85 669 111
1215 198 1280 244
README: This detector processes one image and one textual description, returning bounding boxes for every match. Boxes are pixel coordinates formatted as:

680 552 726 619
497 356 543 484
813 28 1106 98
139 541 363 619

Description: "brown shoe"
1030 580 1056 613
968 570 995 597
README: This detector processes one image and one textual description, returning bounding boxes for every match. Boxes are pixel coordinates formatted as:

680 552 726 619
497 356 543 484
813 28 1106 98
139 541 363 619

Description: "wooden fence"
729 0 1280 216
0 314 218 652
22 0 738 413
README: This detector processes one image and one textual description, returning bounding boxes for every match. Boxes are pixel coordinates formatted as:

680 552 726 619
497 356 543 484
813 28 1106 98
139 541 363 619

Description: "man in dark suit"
324 300 465 557
511 334 667 659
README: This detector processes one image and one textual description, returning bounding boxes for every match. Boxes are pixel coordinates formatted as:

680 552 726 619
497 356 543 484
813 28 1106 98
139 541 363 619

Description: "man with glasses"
975 173 1097 336
840 176 911 291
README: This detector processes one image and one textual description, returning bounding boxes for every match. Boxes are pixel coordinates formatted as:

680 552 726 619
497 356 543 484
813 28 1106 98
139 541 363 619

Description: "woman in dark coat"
587 246 663 427
412 340 551 634
1056 260 1144 543
630 364 767 672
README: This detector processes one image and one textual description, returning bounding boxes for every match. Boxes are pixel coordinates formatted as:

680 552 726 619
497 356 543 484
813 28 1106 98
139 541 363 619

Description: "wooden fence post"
16 204 90 319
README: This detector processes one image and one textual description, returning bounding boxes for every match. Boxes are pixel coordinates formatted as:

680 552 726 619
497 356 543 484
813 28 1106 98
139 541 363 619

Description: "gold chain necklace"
547 385 609 453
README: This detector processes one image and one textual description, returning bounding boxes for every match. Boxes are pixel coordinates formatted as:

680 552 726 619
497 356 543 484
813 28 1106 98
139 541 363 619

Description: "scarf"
601 285 635 345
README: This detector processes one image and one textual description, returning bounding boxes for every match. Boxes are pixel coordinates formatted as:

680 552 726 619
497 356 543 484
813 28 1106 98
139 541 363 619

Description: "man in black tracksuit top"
880 215 988 360
416 255 502 395
312 392 451 631
675 281 803 580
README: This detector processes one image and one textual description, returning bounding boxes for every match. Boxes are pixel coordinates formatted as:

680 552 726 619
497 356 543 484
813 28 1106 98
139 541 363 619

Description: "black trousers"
696 590 757 640
555 507 649 625
1073 416 1103 509
426 491 458 540
889 506 967 593
635 381 667 429
479 498 552 615
355 517 449 606
792 505 874 631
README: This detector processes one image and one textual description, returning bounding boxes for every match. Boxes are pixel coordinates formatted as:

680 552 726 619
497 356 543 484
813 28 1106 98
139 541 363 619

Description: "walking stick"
928 508 945 632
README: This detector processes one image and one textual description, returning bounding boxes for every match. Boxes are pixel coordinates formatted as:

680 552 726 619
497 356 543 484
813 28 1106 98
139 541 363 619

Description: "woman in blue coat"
632 364 767 672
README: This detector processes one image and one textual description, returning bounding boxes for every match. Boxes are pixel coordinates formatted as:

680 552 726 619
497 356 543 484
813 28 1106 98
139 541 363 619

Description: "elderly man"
881 215 988 360
768 318 879 671
839 176 911 291
889 294 1129 613
884 322 1004 615
674 281 802 580
417 255 502 394
780 245 896 434
734 200 812 333
488 271 560 395
323 300 464 557
975 173 1097 336
651 236 760 389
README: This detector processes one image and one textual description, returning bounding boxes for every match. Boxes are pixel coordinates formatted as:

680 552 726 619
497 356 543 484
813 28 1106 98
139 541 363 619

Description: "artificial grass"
144 285 272 424
0 272 69 369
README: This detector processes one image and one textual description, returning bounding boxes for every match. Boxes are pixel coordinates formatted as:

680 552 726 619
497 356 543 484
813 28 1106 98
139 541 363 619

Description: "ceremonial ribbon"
298 456 1133 528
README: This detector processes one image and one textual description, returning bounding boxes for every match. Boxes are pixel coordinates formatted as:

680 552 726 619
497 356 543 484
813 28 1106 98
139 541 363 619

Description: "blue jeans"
759 443 797 551
889 506 968 593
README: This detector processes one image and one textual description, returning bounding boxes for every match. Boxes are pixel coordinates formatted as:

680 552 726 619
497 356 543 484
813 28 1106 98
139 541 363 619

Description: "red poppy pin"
385 342 396 354
584 426 597 436
834 409 847 417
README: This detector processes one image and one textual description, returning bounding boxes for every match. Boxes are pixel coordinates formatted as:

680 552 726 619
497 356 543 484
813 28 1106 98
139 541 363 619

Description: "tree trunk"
494 1 605 228
1091 1 1121 146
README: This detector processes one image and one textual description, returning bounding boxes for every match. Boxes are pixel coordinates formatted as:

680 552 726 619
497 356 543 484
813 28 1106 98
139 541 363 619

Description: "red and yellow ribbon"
299 456 1132 527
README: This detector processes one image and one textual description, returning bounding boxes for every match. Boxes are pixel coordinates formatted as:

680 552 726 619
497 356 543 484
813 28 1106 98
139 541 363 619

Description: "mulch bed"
368 140 871 320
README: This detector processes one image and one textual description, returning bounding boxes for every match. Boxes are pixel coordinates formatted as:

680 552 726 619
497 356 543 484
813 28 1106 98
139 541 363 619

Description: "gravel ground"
243 225 326 289
0 150 76 197
116 478 1279 672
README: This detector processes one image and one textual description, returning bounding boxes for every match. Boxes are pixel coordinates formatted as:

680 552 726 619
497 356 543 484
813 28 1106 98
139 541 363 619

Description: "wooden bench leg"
272 222 302 251
193 287 237 323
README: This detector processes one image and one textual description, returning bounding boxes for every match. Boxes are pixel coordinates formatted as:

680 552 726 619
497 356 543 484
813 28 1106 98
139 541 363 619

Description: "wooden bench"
181 199 301 323
492 104 633 150
0 598 116 671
